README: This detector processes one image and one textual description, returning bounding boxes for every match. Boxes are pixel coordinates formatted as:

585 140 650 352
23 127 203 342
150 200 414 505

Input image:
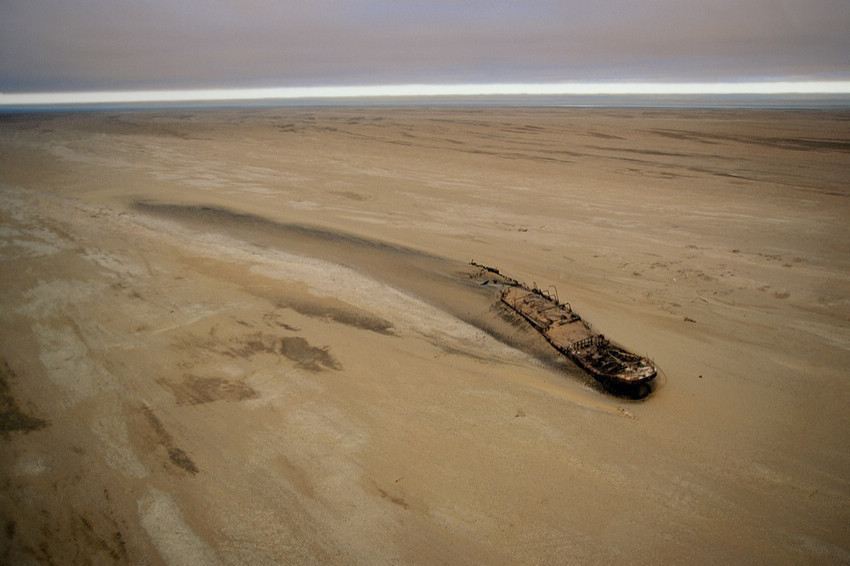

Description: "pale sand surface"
1 108 848 563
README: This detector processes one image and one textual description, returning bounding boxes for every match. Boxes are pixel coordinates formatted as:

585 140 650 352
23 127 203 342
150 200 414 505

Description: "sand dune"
1 108 848 563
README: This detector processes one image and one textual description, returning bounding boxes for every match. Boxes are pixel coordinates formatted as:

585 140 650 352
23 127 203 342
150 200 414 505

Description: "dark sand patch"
376 486 409 510
278 298 395 335
0 358 48 437
279 337 341 372
160 375 259 406
141 407 198 475
330 190 371 202
221 332 281 358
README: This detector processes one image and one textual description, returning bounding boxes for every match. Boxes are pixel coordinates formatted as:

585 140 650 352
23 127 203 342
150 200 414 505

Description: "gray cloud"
2 0 848 91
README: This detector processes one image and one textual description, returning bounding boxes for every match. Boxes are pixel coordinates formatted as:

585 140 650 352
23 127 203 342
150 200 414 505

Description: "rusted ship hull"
473 263 657 392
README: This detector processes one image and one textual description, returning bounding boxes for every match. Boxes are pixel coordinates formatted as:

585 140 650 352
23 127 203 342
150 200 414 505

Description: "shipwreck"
471 262 657 394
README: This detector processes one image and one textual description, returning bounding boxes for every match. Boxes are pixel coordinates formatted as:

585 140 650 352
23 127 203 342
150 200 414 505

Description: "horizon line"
2 80 850 106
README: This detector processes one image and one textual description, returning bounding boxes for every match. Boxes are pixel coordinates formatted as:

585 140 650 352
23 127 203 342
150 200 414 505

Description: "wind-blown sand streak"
132 201 577 371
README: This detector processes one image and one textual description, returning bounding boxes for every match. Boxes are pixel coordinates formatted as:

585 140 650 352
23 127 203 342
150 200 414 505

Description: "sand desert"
1 107 848 563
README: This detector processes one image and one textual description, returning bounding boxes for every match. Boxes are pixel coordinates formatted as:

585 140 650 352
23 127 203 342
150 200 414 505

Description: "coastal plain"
1 107 849 563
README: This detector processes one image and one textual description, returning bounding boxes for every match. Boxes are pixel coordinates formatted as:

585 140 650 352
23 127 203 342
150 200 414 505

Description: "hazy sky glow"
2 0 849 104
3 82 850 107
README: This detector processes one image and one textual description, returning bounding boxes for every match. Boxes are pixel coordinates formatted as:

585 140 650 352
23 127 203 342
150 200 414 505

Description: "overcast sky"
2 0 849 93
